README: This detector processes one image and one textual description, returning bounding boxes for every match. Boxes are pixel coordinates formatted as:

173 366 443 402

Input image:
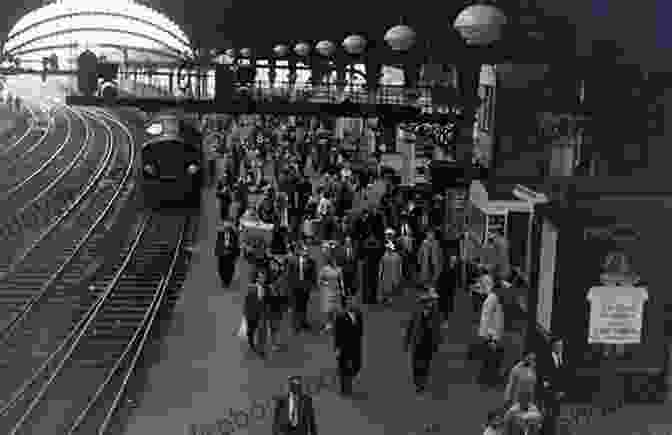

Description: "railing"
108 76 455 112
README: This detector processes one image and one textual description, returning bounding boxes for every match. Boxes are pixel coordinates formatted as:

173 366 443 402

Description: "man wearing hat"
285 243 317 333
272 376 318 435
214 221 240 288
404 288 443 393
333 295 364 396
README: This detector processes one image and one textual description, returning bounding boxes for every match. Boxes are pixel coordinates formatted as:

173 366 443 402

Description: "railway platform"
120 186 507 435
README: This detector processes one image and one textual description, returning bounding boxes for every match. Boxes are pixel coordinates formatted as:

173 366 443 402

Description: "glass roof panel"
6 14 189 55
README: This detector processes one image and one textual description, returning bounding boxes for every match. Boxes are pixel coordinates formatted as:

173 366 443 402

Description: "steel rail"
71 219 188 434
1 106 95 276
0 106 135 342
0 215 152 419
0 105 72 197
0 102 45 157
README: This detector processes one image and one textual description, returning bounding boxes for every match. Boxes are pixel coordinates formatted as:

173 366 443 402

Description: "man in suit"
243 273 267 357
216 179 232 221
337 236 358 299
286 244 316 333
539 337 567 435
404 290 442 393
273 376 318 435
215 222 240 288
360 234 383 304
333 296 364 396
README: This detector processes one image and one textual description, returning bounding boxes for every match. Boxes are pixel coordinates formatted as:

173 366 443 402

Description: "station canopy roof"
2 0 193 67
1 1 669 71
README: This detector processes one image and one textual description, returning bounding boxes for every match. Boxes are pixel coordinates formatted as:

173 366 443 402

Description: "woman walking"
378 241 403 304
318 242 345 333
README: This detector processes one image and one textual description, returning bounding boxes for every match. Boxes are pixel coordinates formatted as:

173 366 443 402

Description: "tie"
347 247 352 259
555 352 562 367
225 232 230 247
299 257 304 281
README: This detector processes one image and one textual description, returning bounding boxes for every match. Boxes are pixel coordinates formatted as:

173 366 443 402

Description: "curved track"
0 103 48 156
0 106 112 270
0 103 53 179
0 213 189 435
0 108 137 389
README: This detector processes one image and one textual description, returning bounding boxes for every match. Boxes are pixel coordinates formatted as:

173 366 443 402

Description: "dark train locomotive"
140 112 204 209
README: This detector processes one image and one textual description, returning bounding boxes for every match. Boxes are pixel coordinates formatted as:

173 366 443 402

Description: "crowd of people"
205 114 568 435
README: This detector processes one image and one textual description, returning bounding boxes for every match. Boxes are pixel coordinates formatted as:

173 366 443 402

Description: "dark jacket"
272 393 318 435
285 253 317 289
243 284 264 323
215 228 240 258
334 308 364 357
538 348 569 396
404 306 442 354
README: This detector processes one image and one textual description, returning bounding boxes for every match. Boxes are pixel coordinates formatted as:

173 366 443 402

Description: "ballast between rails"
71 218 188 434
0 102 47 158
0 106 94 274
0 107 136 342
4 104 56 173
2 215 188 434
0 105 70 197
0 109 137 417
0 215 153 431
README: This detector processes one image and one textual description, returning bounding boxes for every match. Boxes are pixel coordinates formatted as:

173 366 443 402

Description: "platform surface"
120 184 665 435
121 186 507 435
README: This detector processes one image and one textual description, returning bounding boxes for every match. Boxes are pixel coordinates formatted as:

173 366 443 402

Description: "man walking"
333 296 364 396
272 376 318 435
404 289 442 394
286 244 316 333
214 221 239 288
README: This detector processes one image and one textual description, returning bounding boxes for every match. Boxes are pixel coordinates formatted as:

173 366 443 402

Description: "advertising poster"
583 226 644 344
587 286 648 344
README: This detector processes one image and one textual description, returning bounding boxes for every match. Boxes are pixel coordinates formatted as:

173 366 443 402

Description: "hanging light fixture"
453 3 507 46
342 35 366 55
240 48 251 57
315 40 336 57
273 44 289 56
384 25 416 51
294 42 311 57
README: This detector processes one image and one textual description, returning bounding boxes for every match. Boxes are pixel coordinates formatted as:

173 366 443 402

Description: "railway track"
0 106 114 268
0 108 137 396
0 213 189 434
0 104 53 181
0 103 47 156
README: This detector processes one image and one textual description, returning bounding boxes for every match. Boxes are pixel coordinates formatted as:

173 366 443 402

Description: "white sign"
586 286 648 344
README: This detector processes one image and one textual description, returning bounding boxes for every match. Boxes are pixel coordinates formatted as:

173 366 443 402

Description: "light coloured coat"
478 291 504 341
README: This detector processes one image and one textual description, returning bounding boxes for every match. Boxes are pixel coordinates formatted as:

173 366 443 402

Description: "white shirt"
479 291 504 341
289 394 298 426
318 197 332 216
553 351 562 367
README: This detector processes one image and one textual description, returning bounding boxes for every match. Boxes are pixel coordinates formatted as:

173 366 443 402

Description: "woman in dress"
318 243 345 333
379 241 403 304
